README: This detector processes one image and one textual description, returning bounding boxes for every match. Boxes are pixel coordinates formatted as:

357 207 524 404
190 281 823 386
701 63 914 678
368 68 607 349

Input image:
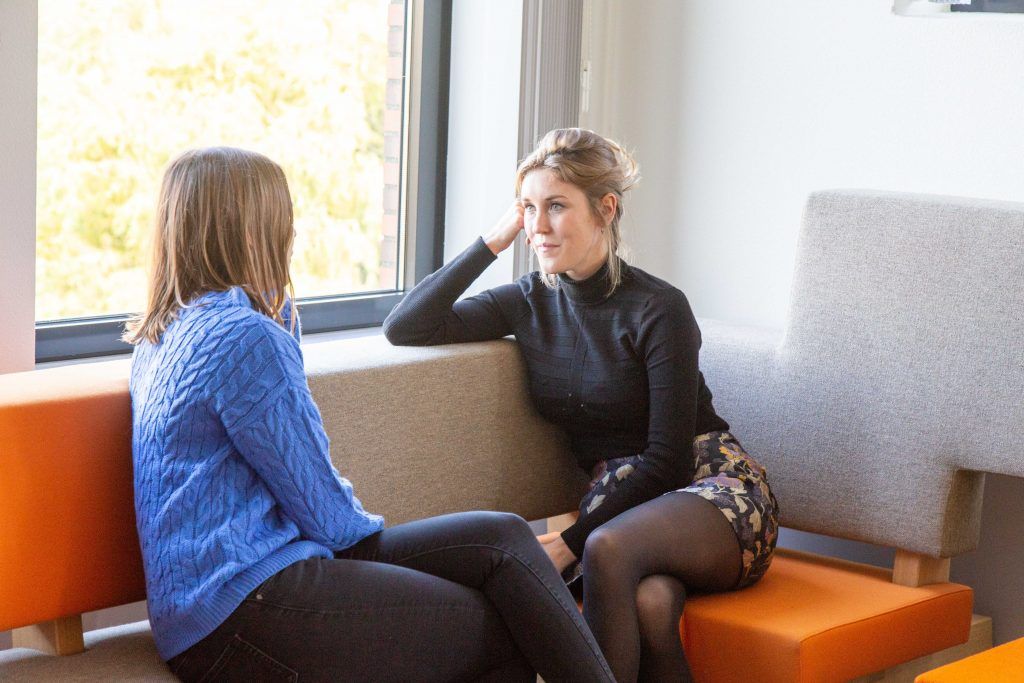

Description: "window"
34 0 450 362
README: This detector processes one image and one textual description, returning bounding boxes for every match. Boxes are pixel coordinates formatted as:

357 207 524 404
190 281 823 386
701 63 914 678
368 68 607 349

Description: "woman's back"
131 286 383 661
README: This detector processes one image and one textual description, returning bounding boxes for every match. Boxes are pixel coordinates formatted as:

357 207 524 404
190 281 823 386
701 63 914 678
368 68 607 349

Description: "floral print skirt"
575 430 779 591
674 431 778 588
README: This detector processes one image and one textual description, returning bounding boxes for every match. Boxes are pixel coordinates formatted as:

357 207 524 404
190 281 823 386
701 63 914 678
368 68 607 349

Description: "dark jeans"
167 511 614 683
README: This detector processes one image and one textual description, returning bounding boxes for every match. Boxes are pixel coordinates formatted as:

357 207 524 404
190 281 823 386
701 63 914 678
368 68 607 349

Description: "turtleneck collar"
558 260 623 305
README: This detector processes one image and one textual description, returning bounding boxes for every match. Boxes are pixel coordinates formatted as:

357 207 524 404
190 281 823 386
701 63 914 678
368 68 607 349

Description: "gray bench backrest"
304 190 1022 559
304 338 588 526
703 190 1024 558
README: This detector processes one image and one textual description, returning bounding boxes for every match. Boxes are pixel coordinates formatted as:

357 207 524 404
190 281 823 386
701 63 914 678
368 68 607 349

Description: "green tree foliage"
37 0 390 320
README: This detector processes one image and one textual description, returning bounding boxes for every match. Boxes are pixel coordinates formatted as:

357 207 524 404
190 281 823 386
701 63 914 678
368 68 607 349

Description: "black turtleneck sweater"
382 238 729 556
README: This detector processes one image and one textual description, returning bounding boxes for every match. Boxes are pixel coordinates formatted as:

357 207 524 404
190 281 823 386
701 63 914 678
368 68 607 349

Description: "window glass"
36 0 404 321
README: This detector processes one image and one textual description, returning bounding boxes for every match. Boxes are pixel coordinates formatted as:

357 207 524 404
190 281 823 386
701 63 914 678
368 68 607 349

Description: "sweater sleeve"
560 290 701 557
383 238 527 345
216 320 384 551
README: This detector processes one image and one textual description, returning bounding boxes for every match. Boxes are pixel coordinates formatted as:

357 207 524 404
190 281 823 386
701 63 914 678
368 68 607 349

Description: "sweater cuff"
560 521 589 559
471 236 499 263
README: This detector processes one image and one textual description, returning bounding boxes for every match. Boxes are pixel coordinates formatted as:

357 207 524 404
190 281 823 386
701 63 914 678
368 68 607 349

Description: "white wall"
0 1 38 374
589 0 1024 645
444 0 522 293
590 0 1024 328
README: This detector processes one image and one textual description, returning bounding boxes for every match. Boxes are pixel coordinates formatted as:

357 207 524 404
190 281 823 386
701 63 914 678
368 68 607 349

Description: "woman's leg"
581 492 742 683
635 574 689 683
169 555 531 683
342 510 615 683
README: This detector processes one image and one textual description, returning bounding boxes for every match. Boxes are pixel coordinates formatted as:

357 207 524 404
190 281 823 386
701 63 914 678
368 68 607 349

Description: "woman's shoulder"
191 303 306 407
171 290 302 369
619 264 690 307
616 266 699 338
516 270 549 294
504 270 556 309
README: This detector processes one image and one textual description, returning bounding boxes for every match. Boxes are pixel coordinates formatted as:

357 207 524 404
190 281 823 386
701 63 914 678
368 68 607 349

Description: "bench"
2 189 1022 681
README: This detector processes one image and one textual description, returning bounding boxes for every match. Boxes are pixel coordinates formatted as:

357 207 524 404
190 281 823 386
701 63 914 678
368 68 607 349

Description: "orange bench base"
914 635 1024 683
680 549 974 683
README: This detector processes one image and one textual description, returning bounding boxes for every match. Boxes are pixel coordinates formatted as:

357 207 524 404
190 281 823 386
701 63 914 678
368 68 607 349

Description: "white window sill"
34 325 387 371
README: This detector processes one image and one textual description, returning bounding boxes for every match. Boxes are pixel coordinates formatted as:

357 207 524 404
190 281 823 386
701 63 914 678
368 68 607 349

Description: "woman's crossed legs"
581 492 742 683
170 511 614 683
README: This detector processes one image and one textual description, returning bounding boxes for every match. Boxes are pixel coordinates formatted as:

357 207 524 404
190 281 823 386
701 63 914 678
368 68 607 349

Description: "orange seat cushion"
0 361 146 632
914 637 1024 682
680 549 973 682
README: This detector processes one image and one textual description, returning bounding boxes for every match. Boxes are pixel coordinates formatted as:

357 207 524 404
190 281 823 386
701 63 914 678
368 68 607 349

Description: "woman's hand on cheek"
538 533 578 573
484 202 525 256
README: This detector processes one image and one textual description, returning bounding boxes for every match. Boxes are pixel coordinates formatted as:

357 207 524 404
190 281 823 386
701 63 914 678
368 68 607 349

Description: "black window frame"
35 0 451 363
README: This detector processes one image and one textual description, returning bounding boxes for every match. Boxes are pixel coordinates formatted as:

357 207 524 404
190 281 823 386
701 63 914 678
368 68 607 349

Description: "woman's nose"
533 210 551 233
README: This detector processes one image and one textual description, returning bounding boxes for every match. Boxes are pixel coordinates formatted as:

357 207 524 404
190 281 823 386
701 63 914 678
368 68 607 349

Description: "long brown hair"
514 128 640 295
124 147 295 344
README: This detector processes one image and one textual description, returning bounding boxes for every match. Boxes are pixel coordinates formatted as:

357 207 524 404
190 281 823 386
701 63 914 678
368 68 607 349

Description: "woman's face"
521 169 610 281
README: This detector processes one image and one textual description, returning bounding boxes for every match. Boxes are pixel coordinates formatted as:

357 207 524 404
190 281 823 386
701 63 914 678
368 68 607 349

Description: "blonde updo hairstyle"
514 128 640 295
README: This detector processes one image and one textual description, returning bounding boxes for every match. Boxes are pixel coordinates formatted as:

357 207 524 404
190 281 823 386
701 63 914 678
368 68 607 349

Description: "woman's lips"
536 243 559 252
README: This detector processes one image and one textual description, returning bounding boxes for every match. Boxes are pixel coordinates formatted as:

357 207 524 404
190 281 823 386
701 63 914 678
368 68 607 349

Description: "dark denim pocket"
198 635 298 682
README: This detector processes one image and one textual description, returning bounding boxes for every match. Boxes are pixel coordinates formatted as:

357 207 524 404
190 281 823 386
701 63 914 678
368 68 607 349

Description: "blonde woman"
127 147 614 683
384 128 779 683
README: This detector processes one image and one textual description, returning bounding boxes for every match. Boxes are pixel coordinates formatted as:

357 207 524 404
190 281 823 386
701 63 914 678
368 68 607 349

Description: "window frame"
34 0 451 363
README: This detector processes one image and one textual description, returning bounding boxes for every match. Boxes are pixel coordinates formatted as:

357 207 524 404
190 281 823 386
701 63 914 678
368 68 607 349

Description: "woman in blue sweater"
126 147 615 683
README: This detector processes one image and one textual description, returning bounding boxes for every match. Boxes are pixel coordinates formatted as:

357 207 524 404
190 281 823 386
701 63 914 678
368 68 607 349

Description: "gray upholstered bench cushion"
0 621 172 681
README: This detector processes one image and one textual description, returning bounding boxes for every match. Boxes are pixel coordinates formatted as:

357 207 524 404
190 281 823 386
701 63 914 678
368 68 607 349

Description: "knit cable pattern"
131 287 383 660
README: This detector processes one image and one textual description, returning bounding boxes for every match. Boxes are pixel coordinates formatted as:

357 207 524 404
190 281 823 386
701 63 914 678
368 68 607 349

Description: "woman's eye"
550 203 563 211
523 205 536 213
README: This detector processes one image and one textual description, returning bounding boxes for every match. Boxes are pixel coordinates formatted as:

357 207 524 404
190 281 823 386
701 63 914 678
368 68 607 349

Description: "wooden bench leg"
11 614 85 655
892 550 951 587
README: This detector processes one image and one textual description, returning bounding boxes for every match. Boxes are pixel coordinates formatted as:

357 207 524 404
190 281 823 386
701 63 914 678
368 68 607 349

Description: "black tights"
581 492 742 683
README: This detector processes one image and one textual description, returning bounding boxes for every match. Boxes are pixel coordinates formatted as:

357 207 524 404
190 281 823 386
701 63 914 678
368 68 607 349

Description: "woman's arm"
218 320 384 551
559 290 702 558
383 204 528 346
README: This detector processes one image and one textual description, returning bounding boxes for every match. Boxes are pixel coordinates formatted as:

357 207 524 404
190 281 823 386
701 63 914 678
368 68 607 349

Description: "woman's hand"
536 531 561 544
483 202 525 256
537 532 578 573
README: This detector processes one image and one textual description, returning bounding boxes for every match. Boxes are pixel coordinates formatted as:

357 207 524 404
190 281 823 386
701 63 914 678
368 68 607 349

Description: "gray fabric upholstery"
695 319 784 463
302 190 1024 557
303 337 589 525
0 621 174 681
700 189 1024 557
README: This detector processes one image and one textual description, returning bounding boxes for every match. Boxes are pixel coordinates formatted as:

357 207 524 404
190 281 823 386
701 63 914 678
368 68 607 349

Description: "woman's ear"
600 193 617 226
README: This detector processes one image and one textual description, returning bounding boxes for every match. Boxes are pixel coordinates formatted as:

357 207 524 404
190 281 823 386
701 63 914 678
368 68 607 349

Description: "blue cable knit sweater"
130 287 384 661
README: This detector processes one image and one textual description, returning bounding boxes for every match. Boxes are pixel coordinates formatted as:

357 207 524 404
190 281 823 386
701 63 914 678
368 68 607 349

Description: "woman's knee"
636 575 686 647
582 526 631 576
460 510 532 542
